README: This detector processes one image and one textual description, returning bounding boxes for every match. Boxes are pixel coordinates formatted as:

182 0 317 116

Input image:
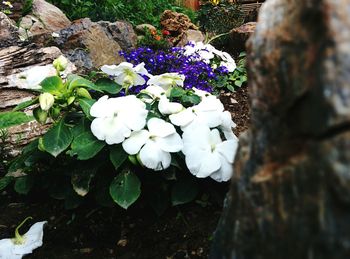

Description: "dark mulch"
0 86 250 259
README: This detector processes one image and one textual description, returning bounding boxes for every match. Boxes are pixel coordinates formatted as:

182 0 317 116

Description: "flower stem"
13 216 33 245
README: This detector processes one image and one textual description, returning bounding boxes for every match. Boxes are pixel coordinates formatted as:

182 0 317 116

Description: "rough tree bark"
211 0 350 258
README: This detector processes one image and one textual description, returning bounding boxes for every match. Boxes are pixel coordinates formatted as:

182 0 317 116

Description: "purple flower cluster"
119 46 229 93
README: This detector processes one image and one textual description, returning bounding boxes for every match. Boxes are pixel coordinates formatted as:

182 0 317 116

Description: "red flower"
161 29 170 36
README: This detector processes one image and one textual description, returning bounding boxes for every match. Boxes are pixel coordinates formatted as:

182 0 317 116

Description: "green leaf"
70 131 105 160
42 118 73 157
181 94 201 106
0 112 33 129
109 170 141 209
12 97 38 111
78 98 96 120
0 177 13 191
170 87 185 98
109 145 128 170
67 74 102 92
33 107 48 124
14 176 34 195
95 78 122 94
171 177 199 206
227 84 235 92
71 167 97 196
40 76 63 94
234 80 243 87
71 118 90 138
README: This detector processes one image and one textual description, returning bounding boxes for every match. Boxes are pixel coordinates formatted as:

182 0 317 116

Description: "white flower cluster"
90 62 239 182
183 41 237 72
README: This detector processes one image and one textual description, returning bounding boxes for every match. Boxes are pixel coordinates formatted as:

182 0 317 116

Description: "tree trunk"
211 0 350 258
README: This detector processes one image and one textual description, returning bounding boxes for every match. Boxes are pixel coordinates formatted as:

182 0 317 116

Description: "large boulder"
54 18 136 72
211 0 350 258
18 0 71 40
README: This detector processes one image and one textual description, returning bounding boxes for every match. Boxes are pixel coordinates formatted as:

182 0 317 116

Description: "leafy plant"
0 55 238 213
47 0 196 26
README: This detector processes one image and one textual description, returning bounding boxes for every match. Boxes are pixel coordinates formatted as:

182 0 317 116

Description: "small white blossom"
158 96 184 115
21 66 53 90
90 95 148 145
182 124 238 182
147 73 185 91
101 62 150 88
122 118 183 171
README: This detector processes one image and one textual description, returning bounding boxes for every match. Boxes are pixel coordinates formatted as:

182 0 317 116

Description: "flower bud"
39 93 55 111
53 55 68 72
67 96 75 105
33 107 48 124
76 88 92 99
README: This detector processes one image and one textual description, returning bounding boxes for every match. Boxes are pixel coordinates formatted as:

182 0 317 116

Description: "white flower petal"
197 151 221 178
101 64 120 76
139 141 171 170
122 130 150 155
147 118 175 138
215 139 239 164
155 132 183 153
134 62 150 76
90 95 111 117
210 155 233 182
169 108 195 127
13 221 47 255
143 85 166 98
158 96 183 115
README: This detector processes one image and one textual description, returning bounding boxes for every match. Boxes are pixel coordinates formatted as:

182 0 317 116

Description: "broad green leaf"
33 107 48 124
67 74 102 92
40 76 63 94
109 170 141 209
171 177 199 206
42 118 73 157
70 131 105 160
0 112 33 129
109 145 127 170
170 87 185 98
12 97 38 111
78 98 96 120
0 177 13 191
71 167 97 196
95 78 122 94
71 118 90 138
14 176 34 195
181 94 201 106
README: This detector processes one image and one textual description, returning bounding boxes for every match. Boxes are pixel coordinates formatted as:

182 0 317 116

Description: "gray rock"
54 18 124 72
98 20 137 50
0 12 19 48
176 29 205 46
211 0 350 258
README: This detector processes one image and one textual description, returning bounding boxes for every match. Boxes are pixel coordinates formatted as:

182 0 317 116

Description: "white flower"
39 92 55 111
101 62 150 88
158 96 183 115
122 118 183 171
218 51 236 72
169 95 225 129
192 87 211 99
21 66 53 90
147 73 185 91
182 124 238 182
90 95 148 145
0 221 47 259
184 41 215 63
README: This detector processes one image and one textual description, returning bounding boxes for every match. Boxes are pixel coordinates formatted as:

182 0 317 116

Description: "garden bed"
0 86 250 259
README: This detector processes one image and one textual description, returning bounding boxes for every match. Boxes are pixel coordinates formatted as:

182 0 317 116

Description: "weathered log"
211 0 350 258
